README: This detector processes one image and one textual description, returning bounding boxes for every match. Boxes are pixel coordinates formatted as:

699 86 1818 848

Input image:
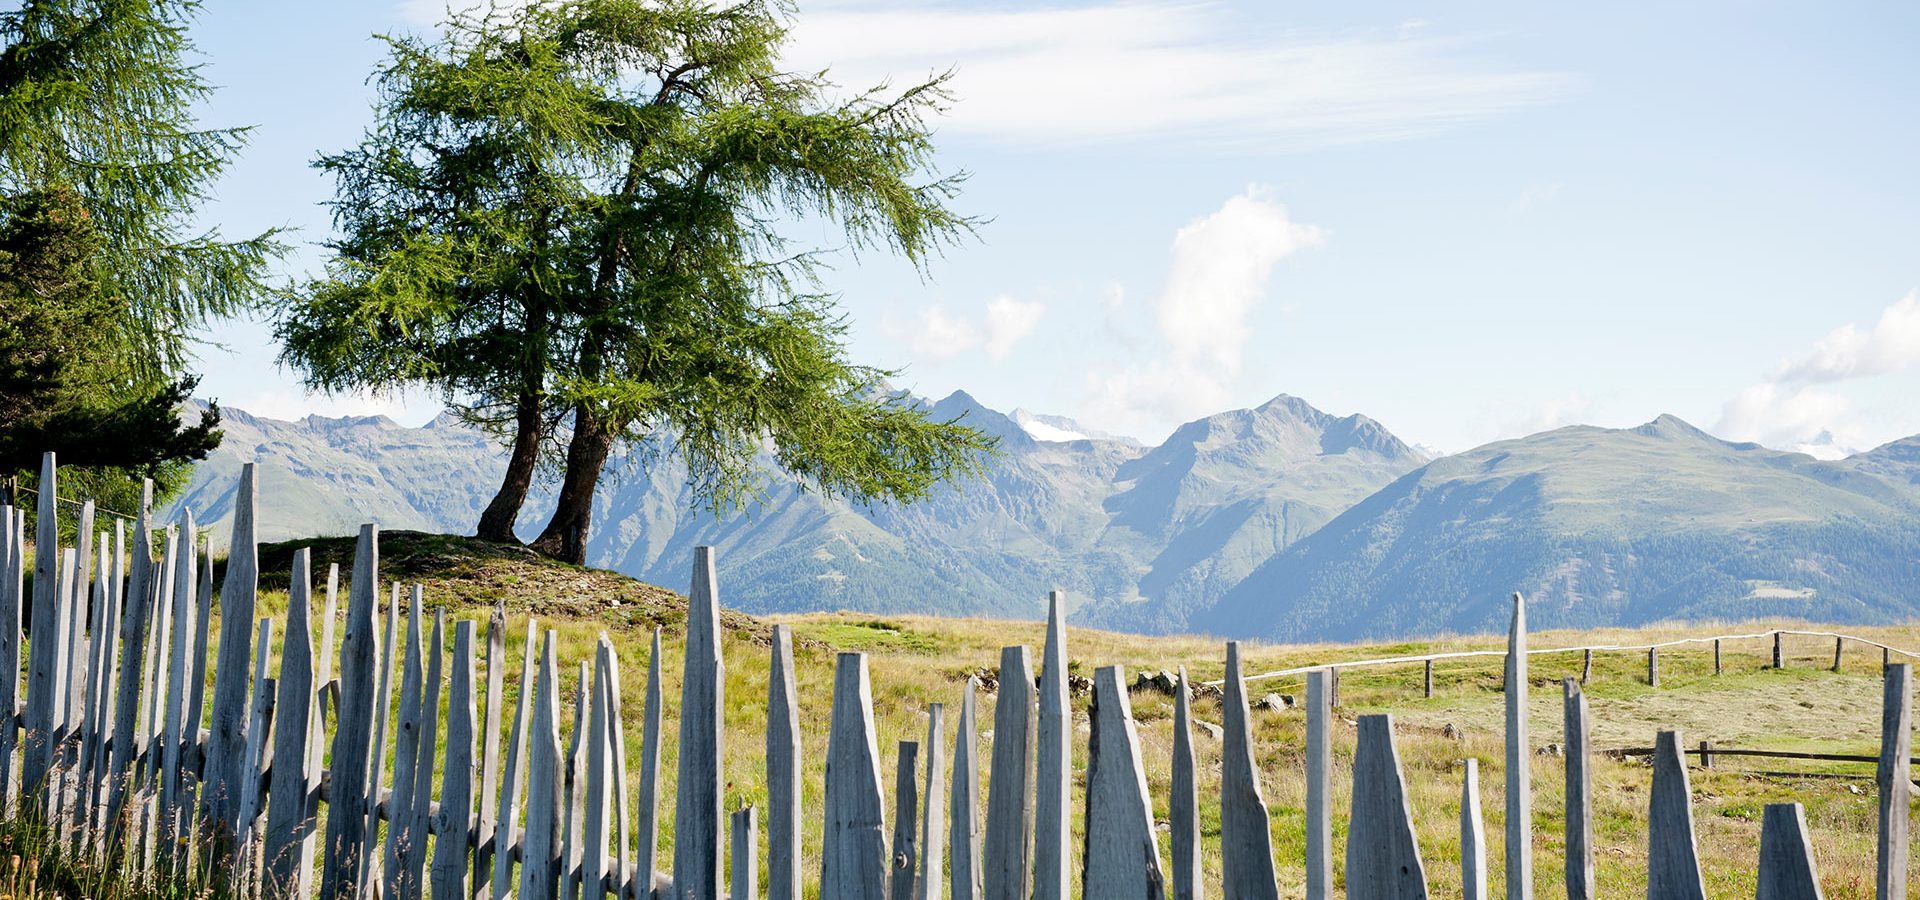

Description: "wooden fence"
0 451 1914 900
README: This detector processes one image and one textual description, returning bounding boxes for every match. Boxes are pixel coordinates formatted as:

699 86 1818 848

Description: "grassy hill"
179 532 1917 899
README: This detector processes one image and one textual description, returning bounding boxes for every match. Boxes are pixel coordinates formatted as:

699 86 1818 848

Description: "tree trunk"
474 391 543 543
530 403 614 565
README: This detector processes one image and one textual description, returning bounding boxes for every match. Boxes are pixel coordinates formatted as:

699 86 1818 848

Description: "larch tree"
0 0 280 506
280 0 995 561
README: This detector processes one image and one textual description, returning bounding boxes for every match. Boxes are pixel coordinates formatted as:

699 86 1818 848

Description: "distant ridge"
171 400 1920 639
1196 415 1920 641
171 391 1423 631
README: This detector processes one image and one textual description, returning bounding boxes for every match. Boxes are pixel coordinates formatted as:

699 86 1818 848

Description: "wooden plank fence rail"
0 451 1907 900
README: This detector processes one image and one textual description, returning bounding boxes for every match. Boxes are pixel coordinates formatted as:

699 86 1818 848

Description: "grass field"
119 534 1920 898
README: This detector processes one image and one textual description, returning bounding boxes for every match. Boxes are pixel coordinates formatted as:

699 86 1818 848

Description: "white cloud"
1712 291 1920 452
901 305 979 362
1772 291 1920 384
894 295 1045 363
397 1 1569 149
785 1 1572 150
984 295 1044 360
1158 190 1324 371
1087 188 1322 433
1715 383 1853 450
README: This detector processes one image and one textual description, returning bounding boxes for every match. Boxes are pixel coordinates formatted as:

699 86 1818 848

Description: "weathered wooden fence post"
409 609 446 894
0 503 20 812
1423 659 1434 699
431 619 479 900
768 623 803 900
1648 647 1659 688
920 703 948 900
266 548 318 898
1347 715 1428 900
364 583 400 889
475 603 508 897
1713 639 1722 676
1505 592 1533 900
387 589 429 900
319 525 379 900
635 626 664 900
1034 591 1071 900
1876 663 1911 900
1082 666 1165 900
1563 679 1594 900
1306 668 1334 900
731 806 758 900
1774 632 1784 669
0 506 22 813
1581 649 1592 685
1171 667 1202 900
1330 666 1342 707
1460 759 1488 900
1833 637 1844 673
599 635 632 900
562 660 591 900
23 453 57 809
583 640 616 900
1647 730 1707 900
522 630 566 900
205 462 260 879
951 679 985 900
1757 803 1825 900
983 645 1035 900
674 546 725 900
821 652 887 900
892 741 922 900
1698 741 1714 771
1221 642 1280 900
493 617 539 900
101 479 152 846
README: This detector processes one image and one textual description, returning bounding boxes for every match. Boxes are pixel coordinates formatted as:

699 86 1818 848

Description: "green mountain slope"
169 392 1424 629
1196 415 1920 642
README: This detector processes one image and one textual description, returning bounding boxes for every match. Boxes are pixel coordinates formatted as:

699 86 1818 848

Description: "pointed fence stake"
951 678 985 900
1172 667 1202 900
892 740 922 900
432 620 479 900
1505 592 1533 900
1647 730 1707 900
521 631 565 900
1221 642 1280 900
821 652 888 900
319 525 379 900
1461 759 1488 900
1563 679 1594 900
674 546 726 899
768 623 803 900
1346 715 1429 900
635 627 664 900
983 646 1035 900
1033 591 1071 900
920 703 948 900
1757 803 1825 900
1082 666 1166 900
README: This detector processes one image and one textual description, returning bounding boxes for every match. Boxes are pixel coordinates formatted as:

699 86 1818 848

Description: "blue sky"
181 0 1920 456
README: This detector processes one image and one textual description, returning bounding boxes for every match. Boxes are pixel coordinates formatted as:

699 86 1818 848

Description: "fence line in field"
0 450 1912 900
1216 623 1920 692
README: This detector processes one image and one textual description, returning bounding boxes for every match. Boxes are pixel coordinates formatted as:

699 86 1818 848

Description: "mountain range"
169 394 1920 640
